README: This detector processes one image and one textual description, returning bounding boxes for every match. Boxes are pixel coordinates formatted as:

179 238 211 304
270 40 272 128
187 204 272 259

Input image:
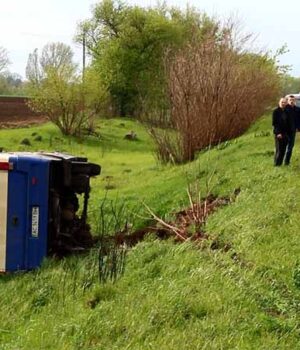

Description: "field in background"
1 116 300 349
0 96 46 127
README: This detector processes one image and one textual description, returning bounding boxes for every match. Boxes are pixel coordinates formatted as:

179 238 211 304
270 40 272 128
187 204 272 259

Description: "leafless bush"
148 127 184 163
148 20 281 163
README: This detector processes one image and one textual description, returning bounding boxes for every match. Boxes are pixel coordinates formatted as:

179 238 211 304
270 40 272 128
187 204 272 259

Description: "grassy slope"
1 117 300 349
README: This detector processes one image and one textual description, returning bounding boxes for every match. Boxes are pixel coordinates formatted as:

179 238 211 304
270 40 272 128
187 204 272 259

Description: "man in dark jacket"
272 98 289 166
284 95 300 165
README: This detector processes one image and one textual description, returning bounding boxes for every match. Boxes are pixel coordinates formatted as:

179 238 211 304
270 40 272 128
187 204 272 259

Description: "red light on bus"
0 162 13 171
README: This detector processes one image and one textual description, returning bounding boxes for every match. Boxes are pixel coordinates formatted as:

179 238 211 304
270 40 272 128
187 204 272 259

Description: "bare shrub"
148 127 183 163
148 20 281 163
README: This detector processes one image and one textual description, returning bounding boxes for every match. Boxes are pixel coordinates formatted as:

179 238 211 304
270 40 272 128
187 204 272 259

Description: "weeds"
98 240 127 283
95 193 141 283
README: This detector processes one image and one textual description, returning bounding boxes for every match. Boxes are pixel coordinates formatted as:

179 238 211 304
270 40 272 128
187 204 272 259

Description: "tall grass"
1 115 300 348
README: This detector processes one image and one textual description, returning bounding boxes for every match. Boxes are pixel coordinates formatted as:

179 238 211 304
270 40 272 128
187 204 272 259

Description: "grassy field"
1 116 300 349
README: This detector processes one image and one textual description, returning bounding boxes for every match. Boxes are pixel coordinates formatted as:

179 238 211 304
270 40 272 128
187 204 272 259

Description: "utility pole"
82 30 86 83
82 29 86 127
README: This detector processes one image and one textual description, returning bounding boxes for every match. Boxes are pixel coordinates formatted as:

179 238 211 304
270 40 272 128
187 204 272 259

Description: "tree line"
1 0 299 162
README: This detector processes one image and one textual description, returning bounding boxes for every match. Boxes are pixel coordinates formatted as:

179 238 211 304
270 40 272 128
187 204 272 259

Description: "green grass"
1 116 300 349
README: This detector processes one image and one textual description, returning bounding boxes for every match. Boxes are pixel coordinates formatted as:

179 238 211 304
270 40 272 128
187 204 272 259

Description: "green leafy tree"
82 66 110 131
26 42 108 135
76 0 214 117
28 68 86 135
280 75 300 96
26 43 87 135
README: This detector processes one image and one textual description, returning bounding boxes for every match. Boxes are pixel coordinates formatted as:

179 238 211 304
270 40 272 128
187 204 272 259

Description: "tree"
0 72 24 95
40 42 75 78
83 66 110 129
26 48 43 85
26 43 76 84
26 43 87 135
28 69 87 135
280 75 300 96
26 42 108 135
0 46 10 73
76 0 214 117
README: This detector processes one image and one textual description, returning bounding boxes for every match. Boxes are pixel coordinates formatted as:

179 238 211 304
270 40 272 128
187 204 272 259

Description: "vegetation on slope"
1 116 300 349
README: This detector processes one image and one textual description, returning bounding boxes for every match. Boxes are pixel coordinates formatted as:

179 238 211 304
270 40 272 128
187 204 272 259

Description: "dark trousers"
285 132 296 165
274 135 288 166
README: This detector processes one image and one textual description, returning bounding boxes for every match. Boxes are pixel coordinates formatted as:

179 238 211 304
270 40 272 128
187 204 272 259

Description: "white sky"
1 0 300 78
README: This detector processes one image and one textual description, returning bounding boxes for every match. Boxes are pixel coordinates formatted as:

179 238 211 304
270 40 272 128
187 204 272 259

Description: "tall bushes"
149 23 281 163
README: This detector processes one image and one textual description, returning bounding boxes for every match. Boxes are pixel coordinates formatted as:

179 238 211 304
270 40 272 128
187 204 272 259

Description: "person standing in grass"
272 97 289 166
284 95 300 165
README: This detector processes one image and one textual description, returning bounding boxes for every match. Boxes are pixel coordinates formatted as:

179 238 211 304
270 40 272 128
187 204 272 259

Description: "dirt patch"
0 96 47 127
107 191 240 247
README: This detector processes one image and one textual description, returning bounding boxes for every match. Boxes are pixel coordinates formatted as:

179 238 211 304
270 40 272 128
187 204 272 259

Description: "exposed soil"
106 190 240 247
0 96 47 127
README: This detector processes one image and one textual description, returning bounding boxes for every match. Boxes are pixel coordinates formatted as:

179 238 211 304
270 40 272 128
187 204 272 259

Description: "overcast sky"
1 0 300 78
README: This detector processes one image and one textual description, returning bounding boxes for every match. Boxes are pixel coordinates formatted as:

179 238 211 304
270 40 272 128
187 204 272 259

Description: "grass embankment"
1 116 300 349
